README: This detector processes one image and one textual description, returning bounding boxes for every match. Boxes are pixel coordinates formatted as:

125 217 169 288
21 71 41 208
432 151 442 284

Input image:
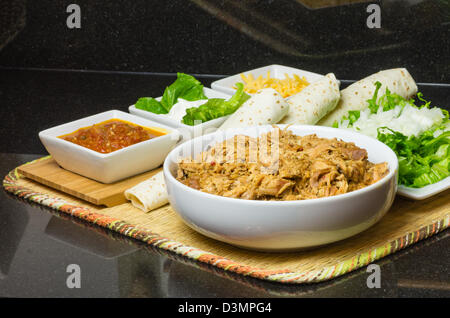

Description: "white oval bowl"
163 125 398 251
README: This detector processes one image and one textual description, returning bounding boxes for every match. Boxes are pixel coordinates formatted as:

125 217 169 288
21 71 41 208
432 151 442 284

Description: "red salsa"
59 119 166 154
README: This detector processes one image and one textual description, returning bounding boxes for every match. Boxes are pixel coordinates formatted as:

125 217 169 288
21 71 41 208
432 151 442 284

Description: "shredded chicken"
176 127 389 201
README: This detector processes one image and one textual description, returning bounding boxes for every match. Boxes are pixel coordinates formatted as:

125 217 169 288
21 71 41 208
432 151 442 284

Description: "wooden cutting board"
17 157 161 207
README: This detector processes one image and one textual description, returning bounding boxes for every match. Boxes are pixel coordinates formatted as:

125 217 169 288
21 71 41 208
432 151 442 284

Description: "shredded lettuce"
135 73 207 114
182 83 250 126
377 127 450 188
337 82 450 188
333 110 361 128
367 81 383 113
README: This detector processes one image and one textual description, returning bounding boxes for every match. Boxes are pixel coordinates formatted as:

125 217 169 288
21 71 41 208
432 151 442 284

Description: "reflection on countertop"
0 152 449 297
0 0 449 82
1 68 449 155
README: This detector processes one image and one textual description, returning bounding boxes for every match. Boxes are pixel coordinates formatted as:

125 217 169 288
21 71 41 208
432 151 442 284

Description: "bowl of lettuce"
129 73 250 139
335 81 450 199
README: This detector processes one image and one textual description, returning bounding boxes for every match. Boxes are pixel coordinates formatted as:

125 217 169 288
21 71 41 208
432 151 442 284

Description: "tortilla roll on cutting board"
124 171 168 212
219 88 289 129
280 73 340 125
317 68 418 127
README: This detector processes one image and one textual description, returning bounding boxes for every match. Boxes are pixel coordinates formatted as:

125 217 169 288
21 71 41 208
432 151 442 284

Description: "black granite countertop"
0 68 449 298
1 0 449 82
0 153 449 298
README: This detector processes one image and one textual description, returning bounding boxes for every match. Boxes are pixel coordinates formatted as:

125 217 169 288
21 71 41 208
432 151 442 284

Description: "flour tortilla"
317 68 418 126
280 73 340 125
219 88 289 129
124 171 168 212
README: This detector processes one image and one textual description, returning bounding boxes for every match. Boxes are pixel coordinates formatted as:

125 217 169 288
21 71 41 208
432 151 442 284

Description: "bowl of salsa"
59 118 166 154
39 110 179 183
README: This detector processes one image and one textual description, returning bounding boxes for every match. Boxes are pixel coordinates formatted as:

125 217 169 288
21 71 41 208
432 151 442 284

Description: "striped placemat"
3 157 449 284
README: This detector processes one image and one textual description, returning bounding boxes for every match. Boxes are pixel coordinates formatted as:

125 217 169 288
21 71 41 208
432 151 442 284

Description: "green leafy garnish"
377 127 450 188
337 81 450 188
378 88 411 112
134 74 250 126
135 73 208 114
366 81 412 114
340 110 361 126
135 97 168 114
416 92 431 109
160 73 207 112
182 83 250 126
372 85 450 188
366 81 383 113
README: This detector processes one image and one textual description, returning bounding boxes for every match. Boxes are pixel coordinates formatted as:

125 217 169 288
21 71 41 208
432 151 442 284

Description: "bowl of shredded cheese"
239 71 310 98
211 64 325 98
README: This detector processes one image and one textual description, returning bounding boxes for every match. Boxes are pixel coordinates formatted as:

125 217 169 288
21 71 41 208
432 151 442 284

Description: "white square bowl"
129 87 232 140
39 110 180 184
210 64 325 96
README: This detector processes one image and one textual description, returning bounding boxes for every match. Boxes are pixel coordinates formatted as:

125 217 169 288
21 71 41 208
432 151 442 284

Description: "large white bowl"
163 125 399 251
39 110 179 184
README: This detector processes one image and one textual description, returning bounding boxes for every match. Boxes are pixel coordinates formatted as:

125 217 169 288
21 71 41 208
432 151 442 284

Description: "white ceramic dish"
129 87 231 140
397 176 450 200
163 125 399 251
210 64 325 96
39 110 179 184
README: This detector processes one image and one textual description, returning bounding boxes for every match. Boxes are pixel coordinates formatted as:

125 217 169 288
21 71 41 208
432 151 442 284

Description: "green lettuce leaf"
135 97 168 114
135 73 208 114
182 83 250 126
160 73 207 112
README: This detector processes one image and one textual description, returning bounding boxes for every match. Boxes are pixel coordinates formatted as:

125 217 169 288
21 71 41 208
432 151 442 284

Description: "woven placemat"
3 157 450 284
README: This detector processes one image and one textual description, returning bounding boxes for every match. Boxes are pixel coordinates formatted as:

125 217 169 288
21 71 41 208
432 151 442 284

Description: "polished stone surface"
0 68 449 297
0 154 449 298
0 0 449 82
1 68 449 155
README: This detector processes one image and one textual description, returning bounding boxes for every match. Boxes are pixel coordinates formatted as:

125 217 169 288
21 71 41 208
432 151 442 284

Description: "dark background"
1 0 450 154
0 0 449 81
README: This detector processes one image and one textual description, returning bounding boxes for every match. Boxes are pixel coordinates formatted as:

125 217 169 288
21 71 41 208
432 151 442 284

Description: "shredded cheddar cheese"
237 71 310 98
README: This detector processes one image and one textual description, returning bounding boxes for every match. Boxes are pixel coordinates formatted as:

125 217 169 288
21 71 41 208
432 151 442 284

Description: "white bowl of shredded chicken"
163 125 398 251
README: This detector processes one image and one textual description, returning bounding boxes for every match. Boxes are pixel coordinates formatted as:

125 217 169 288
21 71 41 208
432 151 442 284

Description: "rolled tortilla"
280 73 340 125
317 68 418 127
124 171 168 212
219 88 289 129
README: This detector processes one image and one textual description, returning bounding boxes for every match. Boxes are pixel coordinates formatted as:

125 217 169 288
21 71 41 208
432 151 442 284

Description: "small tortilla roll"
318 68 418 127
124 171 168 212
219 88 289 129
280 73 340 125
